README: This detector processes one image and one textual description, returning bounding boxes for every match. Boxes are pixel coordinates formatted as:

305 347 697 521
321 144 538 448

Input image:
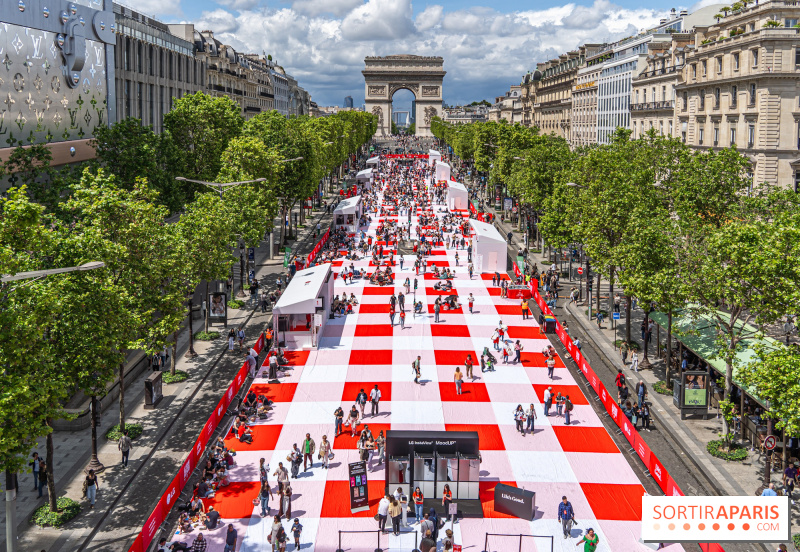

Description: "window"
730 126 737 146
669 120 673 135
124 80 130 117
796 171 800 193
733 53 740 70
683 91 688 111
137 82 143 118
716 57 722 73
752 49 758 68
796 48 800 66
713 124 720 145
748 123 755 147
731 85 738 107
714 87 721 108
124 38 131 71
699 89 705 110
692 63 697 78
702 60 707 76
149 84 154 126
643 89 647 102
149 46 154 76
749 83 756 105
137 42 143 73
699 125 705 144
786 18 798 27
662 85 667 102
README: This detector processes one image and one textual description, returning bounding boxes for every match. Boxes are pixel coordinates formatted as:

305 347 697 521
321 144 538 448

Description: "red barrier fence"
385 154 429 159
128 332 266 552
305 228 331 267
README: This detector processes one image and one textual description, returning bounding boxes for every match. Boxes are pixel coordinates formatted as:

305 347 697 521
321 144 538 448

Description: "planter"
653 381 672 396
707 439 748 461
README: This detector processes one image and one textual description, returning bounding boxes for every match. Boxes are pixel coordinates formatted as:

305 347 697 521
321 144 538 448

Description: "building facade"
571 45 608 147
531 49 585 141
442 105 489 124
344 95 354 108
114 9 203 133
675 0 800 189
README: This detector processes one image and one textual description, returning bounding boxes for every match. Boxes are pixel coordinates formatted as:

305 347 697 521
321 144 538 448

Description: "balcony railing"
636 64 685 79
630 100 675 111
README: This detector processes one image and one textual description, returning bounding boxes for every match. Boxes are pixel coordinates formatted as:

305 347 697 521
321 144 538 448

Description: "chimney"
679 9 688 16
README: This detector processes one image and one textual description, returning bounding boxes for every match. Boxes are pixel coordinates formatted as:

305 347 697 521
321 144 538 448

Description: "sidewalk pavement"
1 200 336 552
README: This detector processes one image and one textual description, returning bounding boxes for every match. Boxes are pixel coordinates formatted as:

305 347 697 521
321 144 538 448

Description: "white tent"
447 181 469 210
273 264 334 349
355 168 374 191
366 156 380 166
470 219 507 274
428 149 442 167
333 195 363 232
435 162 451 182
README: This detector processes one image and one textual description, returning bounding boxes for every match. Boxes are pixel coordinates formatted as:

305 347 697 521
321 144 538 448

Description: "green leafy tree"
739 346 800 439
164 92 244 182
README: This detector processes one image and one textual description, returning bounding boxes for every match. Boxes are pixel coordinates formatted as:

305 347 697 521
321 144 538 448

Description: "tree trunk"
204 281 210 333
596 273 601 313
625 293 632 344
666 311 673 387
45 421 57 512
170 331 177 375
118 362 125 433
608 266 615 313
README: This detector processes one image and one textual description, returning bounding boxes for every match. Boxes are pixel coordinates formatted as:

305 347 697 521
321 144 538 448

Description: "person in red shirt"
412 487 424 523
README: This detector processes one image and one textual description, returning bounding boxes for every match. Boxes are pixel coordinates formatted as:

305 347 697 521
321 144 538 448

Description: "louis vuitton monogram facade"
363 55 445 137
0 0 116 164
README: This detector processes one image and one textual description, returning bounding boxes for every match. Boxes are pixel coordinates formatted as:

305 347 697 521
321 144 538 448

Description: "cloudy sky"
139 0 711 110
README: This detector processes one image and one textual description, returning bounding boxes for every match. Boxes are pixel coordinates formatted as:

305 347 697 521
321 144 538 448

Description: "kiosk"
333 195 363 233
272 263 334 350
428 149 442 167
355 169 374 190
470 219 508 274
447 181 469 210
435 162 451 182
384 430 481 515
365 156 380 167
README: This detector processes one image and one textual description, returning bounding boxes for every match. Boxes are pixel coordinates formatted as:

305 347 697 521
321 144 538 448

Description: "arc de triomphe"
362 55 445 137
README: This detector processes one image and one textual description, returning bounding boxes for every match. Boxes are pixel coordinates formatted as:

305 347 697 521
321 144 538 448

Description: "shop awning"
649 308 781 408
273 264 332 315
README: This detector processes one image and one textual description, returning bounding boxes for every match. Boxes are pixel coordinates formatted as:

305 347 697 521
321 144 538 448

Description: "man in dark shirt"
419 529 436 552
223 524 238 552
203 506 220 530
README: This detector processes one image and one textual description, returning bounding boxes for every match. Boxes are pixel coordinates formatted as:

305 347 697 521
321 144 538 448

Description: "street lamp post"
1 261 104 552
238 243 246 298
186 289 198 358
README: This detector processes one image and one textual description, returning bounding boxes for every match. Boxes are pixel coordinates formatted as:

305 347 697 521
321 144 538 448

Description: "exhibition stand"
355 168 374 190
333 195 363 233
447 181 469 210
435 161 451 182
366 156 380 166
272 263 334 350
469 219 507 274
428 149 442 166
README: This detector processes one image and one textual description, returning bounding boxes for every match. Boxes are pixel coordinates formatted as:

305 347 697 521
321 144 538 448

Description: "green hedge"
653 381 672 396
30 497 82 527
162 370 189 384
194 330 220 341
614 340 641 351
793 533 800 550
228 299 245 309
105 423 143 441
707 439 748 461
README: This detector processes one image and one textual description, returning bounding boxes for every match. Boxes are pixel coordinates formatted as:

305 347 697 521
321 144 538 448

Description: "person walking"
564 395 573 425
521 298 531 320
333 406 344 437
502 342 511 364
492 329 501 351
399 256 404 270
412 487 425 523
237 326 246 352
228 329 236 352
318 435 331 469
615 369 627 403
576 527 599 551
399 309 406 329
223 524 238 552
370 385 382 416
118 429 132 467
468 263 474 279
468 293 474 314
434 301 441 323
546 355 555 379
465 354 474 380
514 340 523 364
525 403 537 435
389 304 396 326
356 388 368 418
398 291 405 312
259 481 274 517
289 444 302 478
640 401 651 431
274 462 289 494
631 350 639 372
514 405 526 434
30 452 40 492
301 434 315 472
558 496 575 539
544 386 553 416
454 367 463 395
290 518 303 551
389 497 403 536
84 469 99 509
378 494 391 533
636 381 647 409
413 356 421 384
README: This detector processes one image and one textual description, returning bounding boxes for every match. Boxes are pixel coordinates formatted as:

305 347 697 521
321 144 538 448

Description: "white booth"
428 149 442 167
333 195 363 233
355 168 374 190
470 219 508 274
435 162 451 183
447 181 469 210
273 263 334 350
366 156 380 167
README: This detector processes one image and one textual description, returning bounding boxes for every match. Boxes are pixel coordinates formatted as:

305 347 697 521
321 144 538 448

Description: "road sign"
764 435 777 450
283 247 291 268
577 267 584 275
449 502 458 516
613 312 621 320
248 247 255 262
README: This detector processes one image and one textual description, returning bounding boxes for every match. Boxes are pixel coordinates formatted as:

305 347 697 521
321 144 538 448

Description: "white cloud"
215 0 260 11
415 5 443 31
195 0 670 107
341 0 415 40
132 0 182 17
292 0 363 17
